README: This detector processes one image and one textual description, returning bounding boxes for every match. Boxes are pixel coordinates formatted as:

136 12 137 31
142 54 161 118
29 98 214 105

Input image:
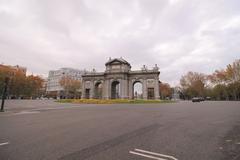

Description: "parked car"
192 97 201 102
199 97 205 101
206 97 211 100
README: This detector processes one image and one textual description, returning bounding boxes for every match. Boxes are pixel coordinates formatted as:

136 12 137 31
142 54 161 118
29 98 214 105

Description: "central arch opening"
133 81 143 99
94 82 103 99
111 81 120 99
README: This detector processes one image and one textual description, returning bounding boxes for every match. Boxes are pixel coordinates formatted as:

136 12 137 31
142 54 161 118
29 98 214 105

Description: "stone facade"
82 58 160 99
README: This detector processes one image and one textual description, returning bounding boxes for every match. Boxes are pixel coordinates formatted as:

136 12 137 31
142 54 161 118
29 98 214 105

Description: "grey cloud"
0 0 239 85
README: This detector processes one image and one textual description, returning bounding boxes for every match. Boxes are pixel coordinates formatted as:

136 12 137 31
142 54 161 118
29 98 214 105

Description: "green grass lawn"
57 99 174 104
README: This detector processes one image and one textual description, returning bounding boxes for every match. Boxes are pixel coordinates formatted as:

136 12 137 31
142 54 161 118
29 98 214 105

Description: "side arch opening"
133 81 143 99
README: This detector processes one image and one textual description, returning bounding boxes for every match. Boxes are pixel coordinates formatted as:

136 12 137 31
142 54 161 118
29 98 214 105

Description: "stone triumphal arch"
82 58 160 99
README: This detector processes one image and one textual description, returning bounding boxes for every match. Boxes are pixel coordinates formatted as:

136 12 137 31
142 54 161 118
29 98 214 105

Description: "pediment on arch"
105 58 130 66
111 61 121 65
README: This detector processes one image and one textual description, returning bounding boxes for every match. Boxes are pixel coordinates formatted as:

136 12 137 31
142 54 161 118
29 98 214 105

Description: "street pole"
1 77 9 112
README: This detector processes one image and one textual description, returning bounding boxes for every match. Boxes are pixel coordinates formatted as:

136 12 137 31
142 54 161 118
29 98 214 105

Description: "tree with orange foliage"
24 75 44 98
207 59 240 100
180 71 206 99
0 64 44 99
207 69 228 100
59 76 81 99
0 65 25 98
159 82 172 99
225 59 240 100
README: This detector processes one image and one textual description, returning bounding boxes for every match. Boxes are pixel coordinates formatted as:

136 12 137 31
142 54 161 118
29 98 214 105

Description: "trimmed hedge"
57 99 174 104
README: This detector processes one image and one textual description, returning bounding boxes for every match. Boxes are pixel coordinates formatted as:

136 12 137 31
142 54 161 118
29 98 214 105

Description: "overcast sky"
0 0 239 86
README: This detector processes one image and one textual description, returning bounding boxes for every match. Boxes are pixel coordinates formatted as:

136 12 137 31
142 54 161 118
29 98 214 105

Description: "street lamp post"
1 77 9 112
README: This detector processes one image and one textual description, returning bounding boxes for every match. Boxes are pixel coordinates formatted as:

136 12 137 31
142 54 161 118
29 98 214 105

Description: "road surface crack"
59 123 161 160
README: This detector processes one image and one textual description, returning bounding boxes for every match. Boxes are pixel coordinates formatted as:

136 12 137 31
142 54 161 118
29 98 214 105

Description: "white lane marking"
0 142 9 146
135 148 178 160
13 111 40 115
129 148 178 160
3 106 82 117
129 151 166 160
30 106 83 111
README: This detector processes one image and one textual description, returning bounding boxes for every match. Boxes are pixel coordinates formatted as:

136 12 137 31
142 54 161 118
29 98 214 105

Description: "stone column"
108 79 111 99
129 80 133 99
118 79 123 99
103 79 110 99
154 79 160 99
121 79 128 99
102 80 106 99
82 80 86 99
90 80 94 99
143 79 148 100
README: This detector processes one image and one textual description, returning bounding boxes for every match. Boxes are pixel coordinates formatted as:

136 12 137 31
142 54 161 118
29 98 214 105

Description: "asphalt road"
0 100 240 160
